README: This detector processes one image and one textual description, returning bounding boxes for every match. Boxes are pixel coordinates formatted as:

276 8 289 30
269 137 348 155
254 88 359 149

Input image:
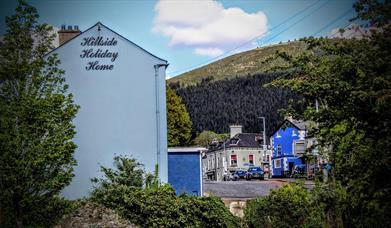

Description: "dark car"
232 170 247 181
246 167 264 180
290 164 306 178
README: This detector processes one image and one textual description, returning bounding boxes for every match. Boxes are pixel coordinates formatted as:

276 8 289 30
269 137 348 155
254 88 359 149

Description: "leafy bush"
91 155 239 227
244 182 350 228
178 195 240 228
245 183 322 228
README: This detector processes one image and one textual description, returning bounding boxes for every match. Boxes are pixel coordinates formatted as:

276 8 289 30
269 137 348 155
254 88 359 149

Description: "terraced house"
203 125 272 181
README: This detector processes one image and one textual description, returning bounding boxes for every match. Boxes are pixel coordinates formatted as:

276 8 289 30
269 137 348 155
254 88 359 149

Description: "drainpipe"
214 150 217 181
154 63 169 179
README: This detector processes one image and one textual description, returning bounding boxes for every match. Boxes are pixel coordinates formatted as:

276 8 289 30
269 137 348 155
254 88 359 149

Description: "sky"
0 0 358 78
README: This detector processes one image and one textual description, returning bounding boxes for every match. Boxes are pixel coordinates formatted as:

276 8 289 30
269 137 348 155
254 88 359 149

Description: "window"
275 159 281 168
230 155 237 167
277 144 282 156
292 129 297 136
230 139 239 145
294 141 306 155
217 156 220 168
249 155 254 165
276 131 281 138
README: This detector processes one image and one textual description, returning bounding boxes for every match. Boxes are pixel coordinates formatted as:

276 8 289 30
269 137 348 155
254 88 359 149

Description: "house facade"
48 22 168 199
270 118 312 177
203 125 272 181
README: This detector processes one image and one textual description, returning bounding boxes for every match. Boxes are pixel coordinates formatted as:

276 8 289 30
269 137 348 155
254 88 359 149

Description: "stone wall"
222 198 249 218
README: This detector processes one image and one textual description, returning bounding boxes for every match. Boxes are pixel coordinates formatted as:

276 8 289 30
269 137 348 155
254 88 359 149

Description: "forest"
169 72 300 137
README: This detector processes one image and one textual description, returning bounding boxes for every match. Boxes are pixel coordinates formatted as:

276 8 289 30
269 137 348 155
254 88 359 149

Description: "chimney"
285 115 293 122
58 25 81 46
230 125 242 138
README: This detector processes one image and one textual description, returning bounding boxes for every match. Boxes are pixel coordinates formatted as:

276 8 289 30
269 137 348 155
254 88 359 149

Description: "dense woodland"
169 72 301 137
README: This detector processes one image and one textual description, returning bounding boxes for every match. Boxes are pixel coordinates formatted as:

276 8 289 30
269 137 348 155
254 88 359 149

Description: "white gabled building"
47 22 168 199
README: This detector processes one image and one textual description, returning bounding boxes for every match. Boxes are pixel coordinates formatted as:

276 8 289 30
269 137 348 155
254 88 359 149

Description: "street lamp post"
258 116 270 178
258 117 266 150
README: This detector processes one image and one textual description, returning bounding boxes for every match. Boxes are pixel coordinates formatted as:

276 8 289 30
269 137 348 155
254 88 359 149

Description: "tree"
0 1 79 227
193 130 219 148
269 0 391 225
166 86 192 146
91 155 239 228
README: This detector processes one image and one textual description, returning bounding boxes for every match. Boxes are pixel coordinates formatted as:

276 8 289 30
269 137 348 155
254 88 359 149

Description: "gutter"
154 63 169 179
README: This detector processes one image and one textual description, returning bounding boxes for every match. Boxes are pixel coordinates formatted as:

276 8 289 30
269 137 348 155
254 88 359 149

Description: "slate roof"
269 118 314 137
208 133 269 152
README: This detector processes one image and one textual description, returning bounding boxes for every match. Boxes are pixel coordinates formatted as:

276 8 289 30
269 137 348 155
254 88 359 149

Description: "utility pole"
214 150 217 181
258 117 266 150
258 116 268 177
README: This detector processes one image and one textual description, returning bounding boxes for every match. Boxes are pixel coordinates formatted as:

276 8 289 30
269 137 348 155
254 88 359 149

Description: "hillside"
170 73 301 136
168 41 307 87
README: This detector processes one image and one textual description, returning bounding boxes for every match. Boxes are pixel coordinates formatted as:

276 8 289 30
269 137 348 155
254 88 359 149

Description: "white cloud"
153 0 267 56
194 47 224 57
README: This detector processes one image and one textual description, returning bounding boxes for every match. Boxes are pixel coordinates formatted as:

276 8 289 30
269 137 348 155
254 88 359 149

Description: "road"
203 179 314 199
203 179 284 199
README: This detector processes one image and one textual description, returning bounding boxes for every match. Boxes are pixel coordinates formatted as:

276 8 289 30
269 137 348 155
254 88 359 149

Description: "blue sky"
0 0 357 77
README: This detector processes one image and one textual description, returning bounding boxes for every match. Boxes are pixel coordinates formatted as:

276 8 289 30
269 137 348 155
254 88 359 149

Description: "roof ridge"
46 22 168 63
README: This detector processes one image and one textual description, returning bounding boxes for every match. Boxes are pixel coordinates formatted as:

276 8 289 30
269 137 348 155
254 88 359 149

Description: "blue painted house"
168 148 205 196
270 118 311 177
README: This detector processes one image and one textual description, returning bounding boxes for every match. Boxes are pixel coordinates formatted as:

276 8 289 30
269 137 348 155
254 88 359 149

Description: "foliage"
166 86 192 147
267 0 391 226
193 130 219 147
170 73 301 136
245 183 314 228
178 194 240 228
91 155 239 228
244 183 347 228
0 1 79 227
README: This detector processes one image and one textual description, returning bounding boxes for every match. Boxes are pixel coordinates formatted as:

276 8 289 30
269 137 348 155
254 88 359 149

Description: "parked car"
290 164 306 178
246 166 264 180
232 170 247 181
223 172 233 181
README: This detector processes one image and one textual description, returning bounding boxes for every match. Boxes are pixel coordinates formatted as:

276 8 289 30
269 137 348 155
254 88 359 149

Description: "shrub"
178 195 240 228
244 183 322 228
91 155 239 227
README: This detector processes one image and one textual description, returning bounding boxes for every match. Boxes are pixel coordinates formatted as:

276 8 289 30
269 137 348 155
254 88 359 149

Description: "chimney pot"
58 24 81 46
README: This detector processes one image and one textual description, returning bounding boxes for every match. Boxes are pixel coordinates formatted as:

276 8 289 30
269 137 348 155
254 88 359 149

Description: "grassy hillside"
168 41 307 86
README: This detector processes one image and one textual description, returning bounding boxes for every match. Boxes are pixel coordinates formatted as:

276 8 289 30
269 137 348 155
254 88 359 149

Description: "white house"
203 125 272 181
47 22 168 199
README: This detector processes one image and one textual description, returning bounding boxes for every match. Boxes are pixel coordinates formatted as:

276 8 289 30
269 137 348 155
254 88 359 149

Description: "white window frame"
277 144 282 156
230 154 237 167
274 159 281 168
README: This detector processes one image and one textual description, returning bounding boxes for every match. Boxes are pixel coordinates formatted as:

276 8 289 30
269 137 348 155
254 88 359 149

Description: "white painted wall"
49 22 168 199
